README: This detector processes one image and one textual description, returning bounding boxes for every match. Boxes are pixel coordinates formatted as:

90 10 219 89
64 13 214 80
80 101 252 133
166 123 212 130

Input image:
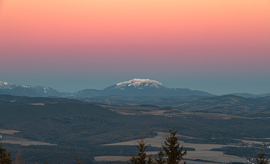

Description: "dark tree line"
127 129 187 164
127 129 269 164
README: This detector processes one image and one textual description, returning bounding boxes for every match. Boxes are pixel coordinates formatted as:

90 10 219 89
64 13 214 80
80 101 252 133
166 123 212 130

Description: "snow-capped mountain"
2 79 270 103
0 78 214 98
0 81 18 89
0 81 62 97
108 78 166 90
103 78 167 92
75 78 213 97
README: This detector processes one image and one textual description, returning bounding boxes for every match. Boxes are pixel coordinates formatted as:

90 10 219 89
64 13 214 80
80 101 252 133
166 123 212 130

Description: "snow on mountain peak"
0 81 16 89
0 81 9 85
115 78 164 89
0 81 54 94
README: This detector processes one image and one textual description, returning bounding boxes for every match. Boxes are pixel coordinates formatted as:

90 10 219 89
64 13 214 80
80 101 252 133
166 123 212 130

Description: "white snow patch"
0 81 9 85
116 78 164 89
0 81 15 89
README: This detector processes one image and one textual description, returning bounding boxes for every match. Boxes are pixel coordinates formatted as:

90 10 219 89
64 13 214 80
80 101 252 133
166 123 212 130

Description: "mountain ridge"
74 78 213 98
0 79 213 98
1 79 269 98
0 81 61 97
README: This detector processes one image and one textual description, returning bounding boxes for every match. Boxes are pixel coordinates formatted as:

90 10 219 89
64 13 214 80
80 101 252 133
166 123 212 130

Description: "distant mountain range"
72 78 213 98
0 78 269 99
0 79 213 98
0 81 62 97
228 93 270 98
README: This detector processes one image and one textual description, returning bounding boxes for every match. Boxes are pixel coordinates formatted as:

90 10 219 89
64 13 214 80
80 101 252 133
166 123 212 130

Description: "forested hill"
1 95 270 163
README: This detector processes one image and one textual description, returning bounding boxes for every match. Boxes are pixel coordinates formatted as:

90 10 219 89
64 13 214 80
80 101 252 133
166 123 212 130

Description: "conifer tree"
154 149 166 164
127 134 148 164
14 150 23 164
136 137 148 164
0 145 14 164
128 156 139 164
43 158 50 164
162 129 187 164
256 147 269 164
147 155 154 164
0 120 13 164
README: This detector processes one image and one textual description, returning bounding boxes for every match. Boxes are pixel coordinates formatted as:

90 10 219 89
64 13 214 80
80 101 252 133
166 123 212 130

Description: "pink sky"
0 0 270 94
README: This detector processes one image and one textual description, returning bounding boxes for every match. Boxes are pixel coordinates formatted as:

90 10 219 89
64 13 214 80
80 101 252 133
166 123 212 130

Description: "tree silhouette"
0 145 14 164
256 147 269 164
128 129 187 164
0 119 13 164
154 149 166 164
43 159 50 164
127 133 148 164
147 155 154 164
14 150 23 164
163 129 187 164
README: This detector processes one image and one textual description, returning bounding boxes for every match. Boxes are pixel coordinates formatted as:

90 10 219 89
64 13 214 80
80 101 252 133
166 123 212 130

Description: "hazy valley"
1 79 270 163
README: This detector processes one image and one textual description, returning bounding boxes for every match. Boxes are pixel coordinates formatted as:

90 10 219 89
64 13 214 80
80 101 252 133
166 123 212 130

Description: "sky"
0 0 270 95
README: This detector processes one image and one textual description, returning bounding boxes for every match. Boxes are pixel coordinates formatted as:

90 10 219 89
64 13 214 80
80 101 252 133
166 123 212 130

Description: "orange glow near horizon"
0 0 270 76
